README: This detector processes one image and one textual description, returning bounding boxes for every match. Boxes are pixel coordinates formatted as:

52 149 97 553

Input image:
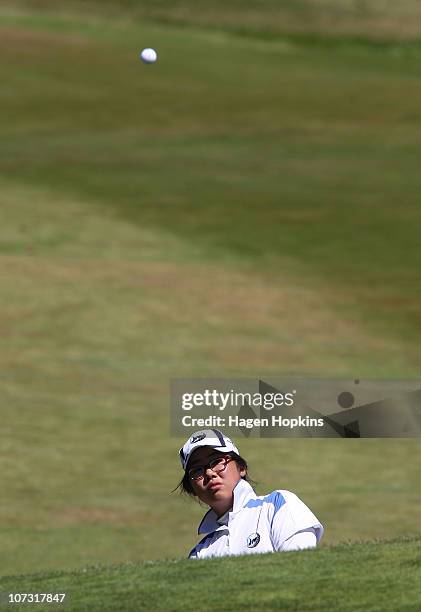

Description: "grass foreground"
1 537 421 611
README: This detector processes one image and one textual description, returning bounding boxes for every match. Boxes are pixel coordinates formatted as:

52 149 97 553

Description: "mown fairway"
1 537 421 611
1 1 421 577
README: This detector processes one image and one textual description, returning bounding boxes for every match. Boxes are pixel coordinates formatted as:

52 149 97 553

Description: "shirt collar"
197 479 256 535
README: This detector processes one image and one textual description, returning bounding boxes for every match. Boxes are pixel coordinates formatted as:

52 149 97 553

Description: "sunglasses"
188 455 232 481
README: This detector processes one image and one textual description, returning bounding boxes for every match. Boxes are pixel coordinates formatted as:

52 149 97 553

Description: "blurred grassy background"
9 0 421 40
1 1 421 575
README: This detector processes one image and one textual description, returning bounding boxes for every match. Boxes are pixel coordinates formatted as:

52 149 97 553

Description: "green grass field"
1 0 421 592
1 537 421 611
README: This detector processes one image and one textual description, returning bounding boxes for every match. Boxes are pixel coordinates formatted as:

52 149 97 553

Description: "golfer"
178 429 324 559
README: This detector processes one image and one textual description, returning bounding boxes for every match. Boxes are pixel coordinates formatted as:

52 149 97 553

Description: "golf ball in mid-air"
140 48 157 64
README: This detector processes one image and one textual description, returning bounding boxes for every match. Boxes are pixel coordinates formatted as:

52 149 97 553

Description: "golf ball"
140 48 157 64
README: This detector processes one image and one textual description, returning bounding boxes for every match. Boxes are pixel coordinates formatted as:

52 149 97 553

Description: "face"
187 447 246 517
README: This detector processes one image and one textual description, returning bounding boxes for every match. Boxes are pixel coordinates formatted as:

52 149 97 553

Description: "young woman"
178 429 324 559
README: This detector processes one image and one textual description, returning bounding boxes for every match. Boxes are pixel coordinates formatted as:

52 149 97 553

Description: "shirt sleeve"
280 528 317 551
269 490 324 552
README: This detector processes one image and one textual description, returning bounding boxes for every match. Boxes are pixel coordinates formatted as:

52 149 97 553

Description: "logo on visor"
246 533 261 548
190 433 206 444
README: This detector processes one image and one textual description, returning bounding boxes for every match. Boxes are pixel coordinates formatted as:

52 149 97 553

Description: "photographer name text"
181 415 325 429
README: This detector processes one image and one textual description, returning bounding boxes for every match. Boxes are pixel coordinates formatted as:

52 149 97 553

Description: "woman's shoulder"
251 489 314 518
255 488 300 504
258 489 324 542
240 480 309 516
245 489 297 514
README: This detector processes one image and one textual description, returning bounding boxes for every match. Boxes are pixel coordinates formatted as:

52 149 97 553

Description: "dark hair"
173 451 255 497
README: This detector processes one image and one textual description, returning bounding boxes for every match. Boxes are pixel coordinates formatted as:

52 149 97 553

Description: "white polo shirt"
189 478 323 559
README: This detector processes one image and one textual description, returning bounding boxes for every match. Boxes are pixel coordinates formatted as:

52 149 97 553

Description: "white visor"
179 429 240 470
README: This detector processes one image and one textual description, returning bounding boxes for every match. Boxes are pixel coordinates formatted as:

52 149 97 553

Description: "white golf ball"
140 48 157 64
